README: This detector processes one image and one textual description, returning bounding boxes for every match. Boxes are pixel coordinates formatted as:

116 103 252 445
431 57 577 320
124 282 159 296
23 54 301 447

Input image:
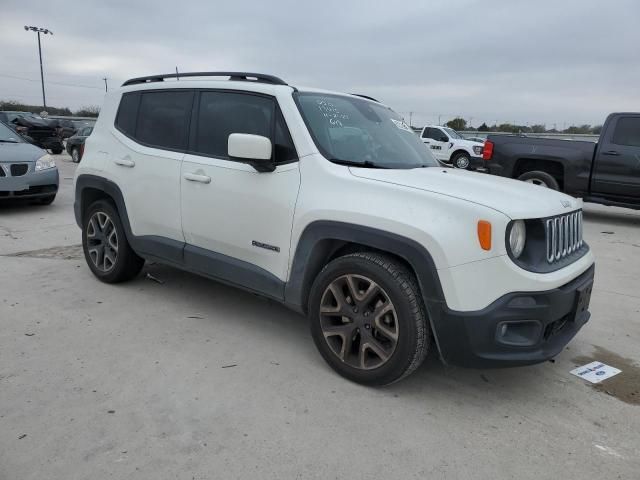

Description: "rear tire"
71 147 80 163
82 199 144 283
308 252 430 386
51 148 63 155
518 171 559 190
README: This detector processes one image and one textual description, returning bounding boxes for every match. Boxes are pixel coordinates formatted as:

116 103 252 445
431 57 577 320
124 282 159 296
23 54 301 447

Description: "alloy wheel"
456 156 470 169
319 274 399 370
86 212 119 272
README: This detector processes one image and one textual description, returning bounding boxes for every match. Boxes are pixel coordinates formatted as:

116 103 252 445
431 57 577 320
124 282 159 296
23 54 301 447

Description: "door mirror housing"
228 133 274 172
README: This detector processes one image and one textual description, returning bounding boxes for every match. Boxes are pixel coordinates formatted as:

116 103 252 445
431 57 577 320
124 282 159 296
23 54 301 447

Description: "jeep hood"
349 167 580 219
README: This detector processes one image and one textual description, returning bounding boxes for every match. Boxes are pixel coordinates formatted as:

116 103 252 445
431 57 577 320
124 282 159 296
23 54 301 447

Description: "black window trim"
186 88 298 166
114 87 298 165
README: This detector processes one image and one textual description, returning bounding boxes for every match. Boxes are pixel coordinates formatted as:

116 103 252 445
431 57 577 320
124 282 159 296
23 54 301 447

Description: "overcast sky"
1 0 639 127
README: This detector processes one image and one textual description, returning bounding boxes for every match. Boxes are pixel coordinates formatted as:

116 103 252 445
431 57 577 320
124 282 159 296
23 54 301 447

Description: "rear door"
110 89 193 259
591 115 640 198
180 90 300 288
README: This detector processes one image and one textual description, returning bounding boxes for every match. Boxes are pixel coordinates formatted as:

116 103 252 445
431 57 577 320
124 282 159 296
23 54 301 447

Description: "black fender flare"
284 221 446 312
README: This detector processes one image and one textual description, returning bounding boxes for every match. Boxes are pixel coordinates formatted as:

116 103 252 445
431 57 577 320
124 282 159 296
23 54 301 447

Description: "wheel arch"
75 174 134 246
513 158 564 188
285 221 446 315
450 148 471 160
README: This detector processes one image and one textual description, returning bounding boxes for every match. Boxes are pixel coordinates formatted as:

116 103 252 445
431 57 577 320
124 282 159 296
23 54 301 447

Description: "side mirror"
228 133 274 172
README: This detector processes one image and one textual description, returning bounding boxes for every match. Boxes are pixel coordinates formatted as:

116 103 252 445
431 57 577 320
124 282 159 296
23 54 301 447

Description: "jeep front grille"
545 210 583 264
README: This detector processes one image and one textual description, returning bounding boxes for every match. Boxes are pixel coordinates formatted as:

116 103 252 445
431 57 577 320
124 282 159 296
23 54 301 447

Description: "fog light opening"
496 320 542 347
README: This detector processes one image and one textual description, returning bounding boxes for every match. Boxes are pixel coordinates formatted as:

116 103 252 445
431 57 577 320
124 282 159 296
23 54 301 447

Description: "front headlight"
509 220 527 258
473 145 483 155
35 154 56 171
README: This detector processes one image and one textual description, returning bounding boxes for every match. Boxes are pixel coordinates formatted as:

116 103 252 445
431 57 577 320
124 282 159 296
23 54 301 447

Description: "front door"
422 128 449 162
180 90 300 295
592 115 640 199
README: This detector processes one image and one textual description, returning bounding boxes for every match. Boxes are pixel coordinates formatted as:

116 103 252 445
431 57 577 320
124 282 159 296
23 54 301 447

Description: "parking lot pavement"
1 160 639 479
0 153 79 256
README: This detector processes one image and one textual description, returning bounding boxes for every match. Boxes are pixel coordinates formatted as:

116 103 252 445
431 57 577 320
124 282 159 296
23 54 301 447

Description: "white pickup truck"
420 125 484 169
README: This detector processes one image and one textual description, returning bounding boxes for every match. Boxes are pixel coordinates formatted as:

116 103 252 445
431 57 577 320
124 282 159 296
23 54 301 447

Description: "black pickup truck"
483 112 640 210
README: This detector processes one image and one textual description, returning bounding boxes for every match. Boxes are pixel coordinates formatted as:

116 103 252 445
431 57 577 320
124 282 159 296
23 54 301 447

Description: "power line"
0 73 104 90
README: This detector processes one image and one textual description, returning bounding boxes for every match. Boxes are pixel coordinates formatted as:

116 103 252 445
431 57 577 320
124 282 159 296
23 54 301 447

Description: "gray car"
0 121 59 205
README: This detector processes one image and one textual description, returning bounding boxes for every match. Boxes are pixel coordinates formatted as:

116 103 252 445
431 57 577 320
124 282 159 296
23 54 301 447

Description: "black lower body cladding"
429 264 595 368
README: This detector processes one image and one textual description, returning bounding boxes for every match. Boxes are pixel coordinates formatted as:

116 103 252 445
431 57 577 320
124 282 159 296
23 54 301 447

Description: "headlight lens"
509 220 526 258
35 154 56 171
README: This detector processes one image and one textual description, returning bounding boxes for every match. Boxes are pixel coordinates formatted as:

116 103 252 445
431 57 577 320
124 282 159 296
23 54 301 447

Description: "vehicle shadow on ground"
136 262 562 405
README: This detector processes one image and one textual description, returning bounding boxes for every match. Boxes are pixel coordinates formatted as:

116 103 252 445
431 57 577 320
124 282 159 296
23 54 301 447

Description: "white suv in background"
74 72 595 385
420 125 485 169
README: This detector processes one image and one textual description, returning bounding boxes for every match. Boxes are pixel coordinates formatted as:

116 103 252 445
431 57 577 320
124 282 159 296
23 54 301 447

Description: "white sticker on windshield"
391 119 413 133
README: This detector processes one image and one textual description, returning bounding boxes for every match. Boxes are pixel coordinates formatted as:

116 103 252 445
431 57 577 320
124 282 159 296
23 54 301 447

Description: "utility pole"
438 114 441 125
409 112 413 128
103 77 108 92
24 26 53 111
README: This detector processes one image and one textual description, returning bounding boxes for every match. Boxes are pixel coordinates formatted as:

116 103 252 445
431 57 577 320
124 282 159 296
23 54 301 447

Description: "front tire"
518 171 559 190
51 148 63 155
309 252 430 386
82 200 144 283
452 152 471 169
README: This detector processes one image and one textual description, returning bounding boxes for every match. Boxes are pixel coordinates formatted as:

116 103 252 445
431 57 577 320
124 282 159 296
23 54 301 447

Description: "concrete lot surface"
1 156 639 479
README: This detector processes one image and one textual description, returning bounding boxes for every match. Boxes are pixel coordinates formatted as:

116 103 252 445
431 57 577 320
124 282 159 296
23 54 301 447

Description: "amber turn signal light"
477 220 492 250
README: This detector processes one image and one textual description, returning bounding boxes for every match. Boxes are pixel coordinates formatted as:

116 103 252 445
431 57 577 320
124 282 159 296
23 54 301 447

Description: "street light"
24 25 53 111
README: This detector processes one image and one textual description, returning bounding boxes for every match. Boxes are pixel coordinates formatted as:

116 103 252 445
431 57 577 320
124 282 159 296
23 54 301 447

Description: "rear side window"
612 117 640 147
195 91 273 158
136 91 193 150
115 92 140 137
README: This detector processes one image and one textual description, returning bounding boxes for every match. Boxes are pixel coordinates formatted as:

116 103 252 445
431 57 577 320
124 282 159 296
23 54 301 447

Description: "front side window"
295 92 437 169
195 91 273 158
136 91 193 150
194 91 297 163
443 127 463 140
612 117 640 147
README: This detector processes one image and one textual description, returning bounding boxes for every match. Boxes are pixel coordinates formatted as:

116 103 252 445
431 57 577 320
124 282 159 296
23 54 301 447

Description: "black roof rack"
122 71 288 87
351 94 380 103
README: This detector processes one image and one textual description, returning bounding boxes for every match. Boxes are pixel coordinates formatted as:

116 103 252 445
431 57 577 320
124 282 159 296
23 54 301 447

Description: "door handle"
602 150 620 156
183 172 211 184
114 157 135 167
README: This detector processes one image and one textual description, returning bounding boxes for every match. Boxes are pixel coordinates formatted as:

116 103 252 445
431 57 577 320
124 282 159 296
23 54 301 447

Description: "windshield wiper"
0 139 19 143
329 158 387 169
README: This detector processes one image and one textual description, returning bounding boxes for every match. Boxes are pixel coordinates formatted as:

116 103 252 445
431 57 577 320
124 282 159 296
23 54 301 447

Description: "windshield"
443 127 463 140
0 122 21 143
295 92 438 169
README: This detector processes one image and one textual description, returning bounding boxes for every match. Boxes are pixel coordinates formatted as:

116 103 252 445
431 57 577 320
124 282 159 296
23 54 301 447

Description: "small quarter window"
115 92 140 138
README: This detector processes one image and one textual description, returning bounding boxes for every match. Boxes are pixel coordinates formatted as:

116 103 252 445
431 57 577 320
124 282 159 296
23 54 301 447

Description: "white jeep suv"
74 72 595 385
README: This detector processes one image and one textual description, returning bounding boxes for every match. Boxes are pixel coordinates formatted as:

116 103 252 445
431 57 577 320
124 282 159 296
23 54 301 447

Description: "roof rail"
351 94 380 103
122 72 288 87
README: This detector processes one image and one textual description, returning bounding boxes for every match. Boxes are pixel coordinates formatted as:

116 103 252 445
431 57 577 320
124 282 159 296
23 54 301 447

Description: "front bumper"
429 264 595 368
0 167 59 199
